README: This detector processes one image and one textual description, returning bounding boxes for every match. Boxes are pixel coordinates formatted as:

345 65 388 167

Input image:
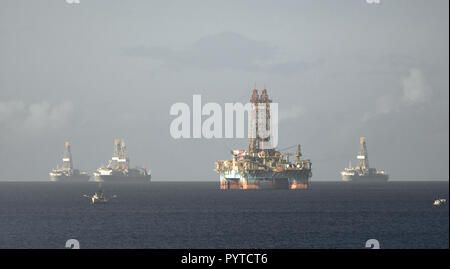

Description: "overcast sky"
0 0 448 181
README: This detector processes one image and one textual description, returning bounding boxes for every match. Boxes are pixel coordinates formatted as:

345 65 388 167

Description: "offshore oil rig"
215 89 312 190
341 137 389 182
49 142 90 182
93 139 151 183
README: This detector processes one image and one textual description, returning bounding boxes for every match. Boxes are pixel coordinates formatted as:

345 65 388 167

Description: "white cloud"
401 68 432 105
362 94 396 122
0 101 26 124
362 68 432 122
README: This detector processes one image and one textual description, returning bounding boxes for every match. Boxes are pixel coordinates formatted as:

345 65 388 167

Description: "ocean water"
0 181 447 249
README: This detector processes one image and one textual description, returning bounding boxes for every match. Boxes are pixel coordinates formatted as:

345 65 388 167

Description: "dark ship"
49 142 90 182
341 137 389 182
215 89 312 190
93 139 151 183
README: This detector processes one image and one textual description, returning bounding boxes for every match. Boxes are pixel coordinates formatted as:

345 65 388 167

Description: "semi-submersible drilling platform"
215 89 312 190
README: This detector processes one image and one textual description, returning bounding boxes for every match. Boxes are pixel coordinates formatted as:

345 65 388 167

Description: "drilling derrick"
249 89 258 153
249 89 274 153
215 88 312 190
111 139 121 168
62 142 73 171
358 137 369 171
119 139 129 169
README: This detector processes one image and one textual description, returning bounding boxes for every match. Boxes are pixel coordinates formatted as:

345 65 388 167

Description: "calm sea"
0 181 448 249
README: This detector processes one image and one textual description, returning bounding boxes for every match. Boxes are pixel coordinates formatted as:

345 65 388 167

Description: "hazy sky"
0 0 448 181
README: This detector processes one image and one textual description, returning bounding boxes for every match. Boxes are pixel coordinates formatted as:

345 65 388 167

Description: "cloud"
0 100 73 134
0 101 25 124
362 94 396 122
401 68 432 105
362 68 432 122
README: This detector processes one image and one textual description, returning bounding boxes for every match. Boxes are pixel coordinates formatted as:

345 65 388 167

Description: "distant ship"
341 137 388 182
49 142 90 182
215 89 312 190
93 139 151 183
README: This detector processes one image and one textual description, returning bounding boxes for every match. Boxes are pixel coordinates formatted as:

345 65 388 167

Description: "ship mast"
358 137 369 171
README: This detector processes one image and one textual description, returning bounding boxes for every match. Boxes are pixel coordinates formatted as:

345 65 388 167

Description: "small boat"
83 191 117 204
433 199 447 206
83 183 117 204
